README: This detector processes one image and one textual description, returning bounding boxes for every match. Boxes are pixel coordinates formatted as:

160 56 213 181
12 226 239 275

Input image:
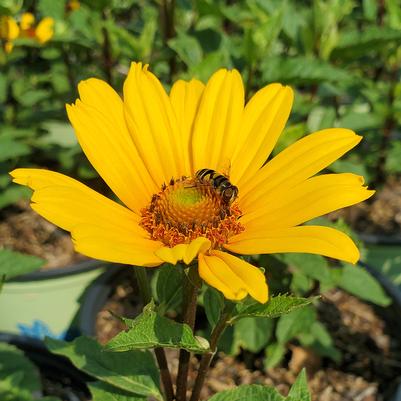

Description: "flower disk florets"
140 176 244 248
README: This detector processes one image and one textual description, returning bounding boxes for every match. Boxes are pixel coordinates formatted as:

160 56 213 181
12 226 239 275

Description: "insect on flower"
10 62 374 304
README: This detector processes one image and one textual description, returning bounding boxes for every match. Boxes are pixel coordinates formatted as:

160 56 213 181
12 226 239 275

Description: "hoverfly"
195 168 238 204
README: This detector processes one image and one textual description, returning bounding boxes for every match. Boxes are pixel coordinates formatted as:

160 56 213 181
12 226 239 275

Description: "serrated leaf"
89 381 146 401
276 306 316 344
287 369 311 401
338 264 391 307
0 249 45 280
230 295 315 323
45 337 162 400
207 384 285 401
105 308 209 353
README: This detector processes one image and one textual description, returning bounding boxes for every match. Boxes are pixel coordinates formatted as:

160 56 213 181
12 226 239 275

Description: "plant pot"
360 233 401 291
0 259 107 340
0 332 91 401
79 265 133 337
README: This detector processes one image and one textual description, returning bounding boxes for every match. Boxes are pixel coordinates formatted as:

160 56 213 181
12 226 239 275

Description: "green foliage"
0 249 45 280
337 263 391 306
0 343 41 400
88 381 146 401
207 369 311 401
0 343 61 401
230 294 316 323
105 303 210 353
203 286 224 328
152 263 184 314
45 336 163 400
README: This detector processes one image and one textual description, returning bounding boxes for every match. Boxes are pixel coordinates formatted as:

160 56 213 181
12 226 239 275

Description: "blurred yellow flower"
11 63 374 304
67 0 81 11
0 12 54 53
0 16 19 53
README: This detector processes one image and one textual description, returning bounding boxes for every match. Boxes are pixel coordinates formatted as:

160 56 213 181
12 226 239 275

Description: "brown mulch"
0 201 85 269
95 275 401 401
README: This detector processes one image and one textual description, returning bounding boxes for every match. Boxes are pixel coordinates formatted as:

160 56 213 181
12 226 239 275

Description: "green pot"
0 260 107 340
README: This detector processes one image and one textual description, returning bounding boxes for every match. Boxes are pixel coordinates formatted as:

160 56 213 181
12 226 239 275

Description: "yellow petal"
35 17 54 44
10 168 163 266
72 224 162 267
226 225 360 264
20 12 35 30
155 237 211 265
0 16 19 40
242 173 374 229
231 84 294 186
239 128 362 212
123 62 186 184
198 253 247 301
4 41 13 53
67 78 157 213
213 251 268 303
170 79 205 173
191 69 244 174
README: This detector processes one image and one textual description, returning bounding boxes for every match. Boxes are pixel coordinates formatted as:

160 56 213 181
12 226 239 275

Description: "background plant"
1 0 400 400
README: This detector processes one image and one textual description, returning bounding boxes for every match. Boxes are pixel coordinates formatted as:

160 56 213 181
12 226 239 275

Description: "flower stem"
189 311 230 401
175 272 199 401
134 266 174 401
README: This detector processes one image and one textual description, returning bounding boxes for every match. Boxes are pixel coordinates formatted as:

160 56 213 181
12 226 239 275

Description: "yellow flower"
68 0 81 11
18 13 54 44
10 63 374 304
34 17 54 44
0 15 19 53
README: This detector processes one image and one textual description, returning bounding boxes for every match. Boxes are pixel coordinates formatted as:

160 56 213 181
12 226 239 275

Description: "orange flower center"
140 176 244 248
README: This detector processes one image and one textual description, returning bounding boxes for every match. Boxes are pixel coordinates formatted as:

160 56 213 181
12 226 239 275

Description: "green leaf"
230 295 316 323
168 33 203 68
45 337 162 400
38 0 66 20
0 343 41 401
0 186 31 209
338 264 391 307
105 306 209 353
298 321 341 362
287 369 311 401
154 263 183 313
234 317 274 353
332 27 401 59
264 342 286 369
0 137 30 162
0 249 45 280
273 123 306 156
89 381 146 401
282 254 333 287
203 286 224 328
0 373 33 401
306 106 336 132
207 384 285 401
261 56 352 85
39 121 77 147
276 306 316 344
